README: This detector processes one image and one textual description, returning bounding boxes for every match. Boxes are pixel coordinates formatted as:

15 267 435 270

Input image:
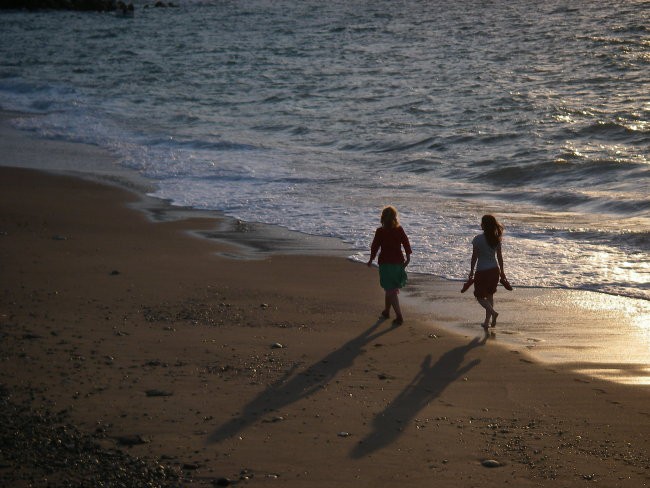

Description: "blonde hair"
380 206 399 228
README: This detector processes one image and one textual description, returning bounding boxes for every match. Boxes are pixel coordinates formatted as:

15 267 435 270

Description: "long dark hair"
481 214 504 248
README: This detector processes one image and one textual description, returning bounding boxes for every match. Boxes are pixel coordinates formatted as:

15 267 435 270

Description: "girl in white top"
467 215 509 329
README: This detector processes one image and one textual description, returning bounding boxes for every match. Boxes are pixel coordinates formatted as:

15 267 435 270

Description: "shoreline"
4 109 649 301
2 109 649 385
0 110 352 260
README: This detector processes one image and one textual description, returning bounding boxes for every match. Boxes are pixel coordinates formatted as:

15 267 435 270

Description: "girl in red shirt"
366 206 412 325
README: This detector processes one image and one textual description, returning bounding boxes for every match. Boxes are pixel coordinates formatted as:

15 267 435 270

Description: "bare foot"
491 312 499 328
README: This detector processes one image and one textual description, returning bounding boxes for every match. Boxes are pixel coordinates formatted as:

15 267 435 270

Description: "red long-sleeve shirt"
370 226 412 265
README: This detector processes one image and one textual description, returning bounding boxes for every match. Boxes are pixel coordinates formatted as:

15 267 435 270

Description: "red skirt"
473 267 500 298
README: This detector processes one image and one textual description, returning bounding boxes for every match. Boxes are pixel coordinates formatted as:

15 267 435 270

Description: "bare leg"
477 296 496 328
488 295 498 327
382 294 391 318
389 293 403 324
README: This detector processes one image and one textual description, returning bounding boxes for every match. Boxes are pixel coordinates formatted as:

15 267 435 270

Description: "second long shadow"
208 318 395 443
351 335 486 458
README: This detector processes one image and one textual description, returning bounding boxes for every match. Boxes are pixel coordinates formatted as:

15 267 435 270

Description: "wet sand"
404 277 650 385
1 118 650 486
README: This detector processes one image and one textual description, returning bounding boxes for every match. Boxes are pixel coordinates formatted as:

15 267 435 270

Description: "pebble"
0 392 178 486
145 389 173 397
338 431 351 437
481 459 501 468
271 342 284 349
116 434 150 446
262 416 284 423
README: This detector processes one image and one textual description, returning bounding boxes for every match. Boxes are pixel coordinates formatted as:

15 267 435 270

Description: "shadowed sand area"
1 117 650 486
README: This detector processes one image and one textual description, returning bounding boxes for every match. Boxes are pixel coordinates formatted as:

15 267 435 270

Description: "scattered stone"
260 303 269 308
337 431 351 437
0 392 178 486
481 459 501 468
116 434 150 446
262 415 284 423
145 389 173 397
271 342 284 349
239 468 254 480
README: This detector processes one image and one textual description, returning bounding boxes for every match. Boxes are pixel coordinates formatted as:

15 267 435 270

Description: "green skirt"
379 263 407 292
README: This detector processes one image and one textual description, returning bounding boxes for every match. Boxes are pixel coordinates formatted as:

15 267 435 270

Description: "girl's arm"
400 227 412 267
469 246 478 279
497 245 505 277
367 229 380 266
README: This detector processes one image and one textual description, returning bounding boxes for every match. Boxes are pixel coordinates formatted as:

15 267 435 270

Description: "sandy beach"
1 121 650 486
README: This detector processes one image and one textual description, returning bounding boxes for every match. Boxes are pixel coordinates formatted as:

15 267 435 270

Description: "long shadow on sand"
350 335 487 458
208 318 396 444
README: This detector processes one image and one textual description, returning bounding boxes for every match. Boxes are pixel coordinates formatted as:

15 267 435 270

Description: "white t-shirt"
472 233 500 271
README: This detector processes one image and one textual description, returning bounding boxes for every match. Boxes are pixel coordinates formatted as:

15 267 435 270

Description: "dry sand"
1 128 649 486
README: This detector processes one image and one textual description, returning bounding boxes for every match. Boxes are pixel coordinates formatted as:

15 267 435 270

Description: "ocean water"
0 0 648 300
